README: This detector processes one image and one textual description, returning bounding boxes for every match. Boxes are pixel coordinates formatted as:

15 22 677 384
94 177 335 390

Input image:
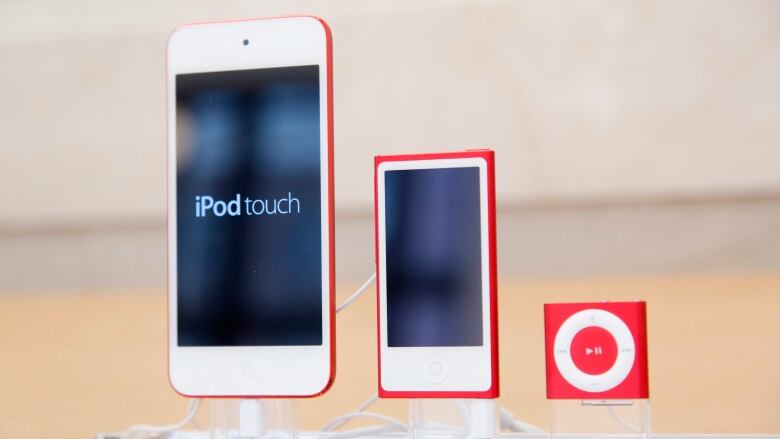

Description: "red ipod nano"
374 150 499 398
544 301 649 400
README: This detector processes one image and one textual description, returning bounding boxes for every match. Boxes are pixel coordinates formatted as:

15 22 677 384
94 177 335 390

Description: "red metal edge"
542 303 555 399
374 149 499 399
636 301 649 398
166 14 335 399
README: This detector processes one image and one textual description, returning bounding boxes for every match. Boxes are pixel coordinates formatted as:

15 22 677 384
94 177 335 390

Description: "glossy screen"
176 66 322 346
384 167 483 347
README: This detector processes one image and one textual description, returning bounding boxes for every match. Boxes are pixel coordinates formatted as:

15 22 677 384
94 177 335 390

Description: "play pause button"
571 326 618 375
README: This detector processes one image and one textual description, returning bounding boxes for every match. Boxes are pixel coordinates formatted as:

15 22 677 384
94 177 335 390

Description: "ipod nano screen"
384 167 483 347
176 66 322 346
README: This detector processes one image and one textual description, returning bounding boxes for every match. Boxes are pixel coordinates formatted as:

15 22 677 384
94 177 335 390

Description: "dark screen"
384 167 483 347
176 66 322 347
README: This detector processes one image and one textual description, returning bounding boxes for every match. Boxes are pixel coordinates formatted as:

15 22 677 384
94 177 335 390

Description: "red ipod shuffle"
544 301 649 400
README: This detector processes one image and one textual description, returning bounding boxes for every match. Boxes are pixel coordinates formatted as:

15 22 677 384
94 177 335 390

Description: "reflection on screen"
384 167 483 347
176 66 322 347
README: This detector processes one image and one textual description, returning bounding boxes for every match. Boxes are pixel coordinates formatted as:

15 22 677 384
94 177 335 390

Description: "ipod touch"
167 16 334 397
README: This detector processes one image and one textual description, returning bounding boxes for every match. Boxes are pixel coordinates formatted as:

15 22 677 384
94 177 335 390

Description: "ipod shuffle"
544 301 649 399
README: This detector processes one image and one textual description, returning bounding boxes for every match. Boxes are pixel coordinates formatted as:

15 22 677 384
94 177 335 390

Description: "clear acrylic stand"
98 396 780 439
547 398 651 438
204 397 496 439
409 399 498 439
210 399 297 439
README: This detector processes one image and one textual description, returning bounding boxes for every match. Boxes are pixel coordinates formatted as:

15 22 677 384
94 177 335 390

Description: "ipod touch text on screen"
176 66 322 347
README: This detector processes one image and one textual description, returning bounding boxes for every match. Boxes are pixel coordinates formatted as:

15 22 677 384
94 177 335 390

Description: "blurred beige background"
1 0 778 288
0 0 778 438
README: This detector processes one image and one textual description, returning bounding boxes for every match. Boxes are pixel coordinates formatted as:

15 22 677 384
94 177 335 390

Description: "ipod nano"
374 150 499 398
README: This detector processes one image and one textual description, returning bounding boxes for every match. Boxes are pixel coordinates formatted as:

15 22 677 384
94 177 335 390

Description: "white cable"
326 277 381 434
353 393 379 413
324 424 401 439
121 399 201 439
507 419 546 434
323 411 407 432
607 405 641 433
499 406 545 434
337 272 376 313
324 393 379 431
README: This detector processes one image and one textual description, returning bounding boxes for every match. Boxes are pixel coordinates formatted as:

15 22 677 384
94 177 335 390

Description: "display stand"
409 399 498 439
206 398 496 439
210 399 298 439
547 398 651 438
98 396 780 439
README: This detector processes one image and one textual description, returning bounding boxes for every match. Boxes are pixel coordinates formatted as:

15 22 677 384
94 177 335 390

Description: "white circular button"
553 309 635 393
425 358 448 383
240 362 262 386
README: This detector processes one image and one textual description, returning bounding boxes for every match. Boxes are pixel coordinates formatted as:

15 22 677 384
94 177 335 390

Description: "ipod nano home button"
240 362 262 386
425 358 448 383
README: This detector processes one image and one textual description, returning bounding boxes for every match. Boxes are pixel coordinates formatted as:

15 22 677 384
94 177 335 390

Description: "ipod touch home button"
240 362 263 386
425 357 448 383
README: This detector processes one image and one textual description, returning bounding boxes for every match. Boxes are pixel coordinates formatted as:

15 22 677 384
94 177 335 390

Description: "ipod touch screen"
176 65 322 347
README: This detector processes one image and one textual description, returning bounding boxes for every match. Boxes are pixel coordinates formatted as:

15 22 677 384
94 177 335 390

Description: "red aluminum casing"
373 149 499 398
166 15 335 398
544 301 649 399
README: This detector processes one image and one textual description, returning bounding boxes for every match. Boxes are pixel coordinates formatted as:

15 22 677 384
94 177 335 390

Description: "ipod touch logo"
194 193 301 217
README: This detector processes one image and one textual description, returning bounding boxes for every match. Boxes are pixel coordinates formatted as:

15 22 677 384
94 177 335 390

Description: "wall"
0 0 778 290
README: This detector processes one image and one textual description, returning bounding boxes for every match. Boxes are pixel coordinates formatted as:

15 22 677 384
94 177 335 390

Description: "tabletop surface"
1 274 778 439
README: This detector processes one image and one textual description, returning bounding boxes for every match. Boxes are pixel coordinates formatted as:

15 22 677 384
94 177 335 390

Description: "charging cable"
321 393 408 437
498 406 545 434
323 412 406 432
336 272 376 313
606 405 640 433
606 402 652 434
325 425 403 439
322 393 379 431
109 399 201 439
